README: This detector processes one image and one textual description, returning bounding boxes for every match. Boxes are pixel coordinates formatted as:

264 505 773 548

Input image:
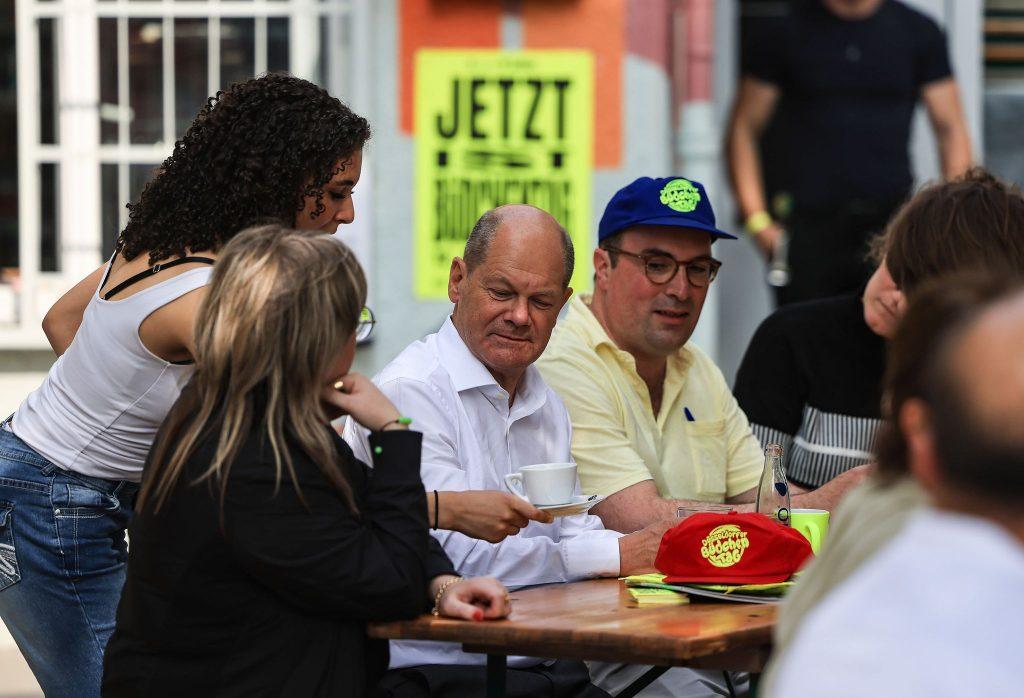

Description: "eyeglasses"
356 306 376 343
602 246 722 287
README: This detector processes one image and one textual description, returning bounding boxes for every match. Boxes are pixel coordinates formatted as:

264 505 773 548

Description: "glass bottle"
755 443 791 525
767 231 790 287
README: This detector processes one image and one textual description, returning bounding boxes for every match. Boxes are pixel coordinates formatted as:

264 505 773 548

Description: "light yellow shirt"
537 294 763 502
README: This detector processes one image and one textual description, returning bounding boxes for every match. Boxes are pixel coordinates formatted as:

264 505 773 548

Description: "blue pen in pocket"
684 407 695 422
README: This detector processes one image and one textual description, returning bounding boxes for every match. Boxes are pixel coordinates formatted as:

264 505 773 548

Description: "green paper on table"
623 573 672 585
623 573 794 597
622 573 689 605
627 587 690 605
689 581 794 595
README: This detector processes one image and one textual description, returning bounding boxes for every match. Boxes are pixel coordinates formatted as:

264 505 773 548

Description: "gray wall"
984 84 1024 185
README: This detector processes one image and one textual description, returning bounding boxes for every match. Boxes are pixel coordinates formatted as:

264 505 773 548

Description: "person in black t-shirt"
727 0 972 305
733 272 890 488
733 170 1024 488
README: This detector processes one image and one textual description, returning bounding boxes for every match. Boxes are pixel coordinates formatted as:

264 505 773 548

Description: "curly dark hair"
118 73 371 264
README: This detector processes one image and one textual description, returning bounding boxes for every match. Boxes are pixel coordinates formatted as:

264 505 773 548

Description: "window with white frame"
6 0 371 348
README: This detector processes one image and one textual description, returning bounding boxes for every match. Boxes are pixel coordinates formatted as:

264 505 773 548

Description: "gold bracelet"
431 576 465 617
745 210 773 236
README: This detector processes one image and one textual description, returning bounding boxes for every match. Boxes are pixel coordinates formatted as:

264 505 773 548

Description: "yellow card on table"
628 587 689 606
622 573 667 584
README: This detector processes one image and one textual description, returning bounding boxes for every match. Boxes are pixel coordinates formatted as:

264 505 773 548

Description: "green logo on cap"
660 179 701 213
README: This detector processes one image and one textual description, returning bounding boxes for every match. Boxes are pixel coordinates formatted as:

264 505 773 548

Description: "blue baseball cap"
598 176 737 242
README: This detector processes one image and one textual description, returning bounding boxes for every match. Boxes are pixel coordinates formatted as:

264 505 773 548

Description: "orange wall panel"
399 0 502 134
400 0 629 168
522 0 625 168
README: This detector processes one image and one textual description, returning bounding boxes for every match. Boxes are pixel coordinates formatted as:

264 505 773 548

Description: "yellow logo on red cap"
700 524 751 568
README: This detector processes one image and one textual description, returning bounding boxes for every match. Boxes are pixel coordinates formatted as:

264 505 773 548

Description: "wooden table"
368 578 776 697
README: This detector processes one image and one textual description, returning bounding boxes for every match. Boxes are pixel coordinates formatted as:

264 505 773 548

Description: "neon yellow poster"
414 50 594 299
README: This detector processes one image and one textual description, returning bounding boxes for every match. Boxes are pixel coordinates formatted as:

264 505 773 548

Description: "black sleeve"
733 309 809 438
222 430 435 621
913 13 952 86
427 537 457 580
740 16 788 86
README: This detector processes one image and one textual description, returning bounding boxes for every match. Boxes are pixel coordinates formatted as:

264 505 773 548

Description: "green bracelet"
373 417 413 454
379 416 413 431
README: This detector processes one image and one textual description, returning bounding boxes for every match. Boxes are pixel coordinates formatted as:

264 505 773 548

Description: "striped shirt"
734 294 885 488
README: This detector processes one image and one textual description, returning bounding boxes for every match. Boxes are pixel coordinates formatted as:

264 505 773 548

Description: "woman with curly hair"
0 73 369 697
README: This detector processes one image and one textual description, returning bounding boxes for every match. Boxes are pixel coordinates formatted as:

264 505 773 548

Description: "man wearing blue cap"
538 177 867 536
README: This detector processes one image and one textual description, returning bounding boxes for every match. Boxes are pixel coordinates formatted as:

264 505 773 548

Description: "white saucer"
534 495 605 518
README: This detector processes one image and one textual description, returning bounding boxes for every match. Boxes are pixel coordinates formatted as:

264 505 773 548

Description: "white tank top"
13 259 213 482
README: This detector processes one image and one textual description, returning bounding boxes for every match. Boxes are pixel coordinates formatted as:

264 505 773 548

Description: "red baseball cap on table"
655 512 813 585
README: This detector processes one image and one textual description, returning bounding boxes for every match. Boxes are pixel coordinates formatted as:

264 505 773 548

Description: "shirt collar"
437 317 497 393
436 317 548 413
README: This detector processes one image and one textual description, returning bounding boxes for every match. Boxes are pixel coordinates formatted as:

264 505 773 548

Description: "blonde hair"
138 224 367 514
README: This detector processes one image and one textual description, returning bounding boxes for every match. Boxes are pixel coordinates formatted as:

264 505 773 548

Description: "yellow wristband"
745 211 773 235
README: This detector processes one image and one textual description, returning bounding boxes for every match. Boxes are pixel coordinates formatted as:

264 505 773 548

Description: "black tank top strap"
98 251 119 293
102 256 215 301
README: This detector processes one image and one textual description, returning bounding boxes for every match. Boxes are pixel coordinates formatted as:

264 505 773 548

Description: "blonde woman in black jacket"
102 226 508 697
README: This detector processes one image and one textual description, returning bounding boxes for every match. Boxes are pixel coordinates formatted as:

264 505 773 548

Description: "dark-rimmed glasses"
356 306 376 343
602 246 722 287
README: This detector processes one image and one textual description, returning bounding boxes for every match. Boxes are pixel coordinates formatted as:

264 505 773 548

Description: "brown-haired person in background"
102 227 508 698
767 275 1024 696
734 169 1024 489
0 73 371 698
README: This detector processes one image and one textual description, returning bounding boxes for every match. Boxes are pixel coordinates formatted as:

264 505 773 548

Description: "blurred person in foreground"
346 205 689 697
102 227 508 697
761 273 1023 690
768 276 1024 696
734 169 1024 489
537 177 868 539
727 0 972 305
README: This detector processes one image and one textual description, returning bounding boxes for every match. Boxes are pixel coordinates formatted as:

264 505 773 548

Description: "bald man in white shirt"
346 205 734 697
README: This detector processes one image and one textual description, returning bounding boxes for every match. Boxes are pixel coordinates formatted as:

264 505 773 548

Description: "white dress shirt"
770 508 1024 697
344 317 622 669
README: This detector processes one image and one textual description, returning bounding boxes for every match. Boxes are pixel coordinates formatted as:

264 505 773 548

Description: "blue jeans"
0 425 137 698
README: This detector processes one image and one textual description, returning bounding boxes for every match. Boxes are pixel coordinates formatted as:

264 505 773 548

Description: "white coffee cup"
504 462 577 506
